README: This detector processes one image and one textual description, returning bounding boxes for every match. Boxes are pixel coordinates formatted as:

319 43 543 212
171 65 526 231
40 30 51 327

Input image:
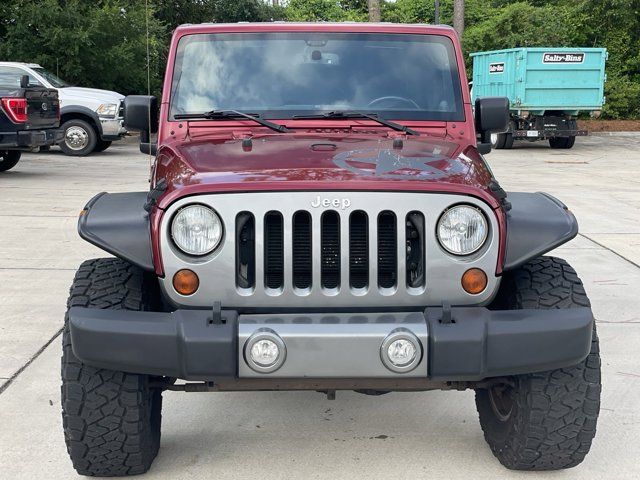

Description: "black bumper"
0 128 63 149
68 306 593 382
513 129 588 139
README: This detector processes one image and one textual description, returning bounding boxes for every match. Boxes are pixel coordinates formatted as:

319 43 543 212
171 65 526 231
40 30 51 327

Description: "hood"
155 132 497 209
58 87 124 104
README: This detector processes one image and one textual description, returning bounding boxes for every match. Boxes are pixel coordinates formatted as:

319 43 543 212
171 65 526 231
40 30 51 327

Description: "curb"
590 131 640 137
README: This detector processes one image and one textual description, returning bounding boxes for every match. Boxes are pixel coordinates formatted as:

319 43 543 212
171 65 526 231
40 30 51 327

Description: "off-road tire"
0 150 21 171
59 118 98 156
61 258 162 476
477 256 600 470
94 139 113 153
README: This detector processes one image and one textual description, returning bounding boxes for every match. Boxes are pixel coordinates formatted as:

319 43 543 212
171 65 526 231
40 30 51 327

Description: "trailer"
470 47 607 149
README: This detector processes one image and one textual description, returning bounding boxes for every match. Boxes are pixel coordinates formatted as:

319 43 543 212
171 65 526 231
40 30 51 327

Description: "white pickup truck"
0 62 127 155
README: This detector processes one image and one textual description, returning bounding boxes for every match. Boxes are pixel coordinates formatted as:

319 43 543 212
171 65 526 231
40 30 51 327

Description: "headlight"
96 103 118 117
437 205 488 255
171 205 223 255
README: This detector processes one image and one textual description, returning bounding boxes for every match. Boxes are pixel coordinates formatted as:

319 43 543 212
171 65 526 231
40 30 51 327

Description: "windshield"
170 32 464 122
32 67 70 88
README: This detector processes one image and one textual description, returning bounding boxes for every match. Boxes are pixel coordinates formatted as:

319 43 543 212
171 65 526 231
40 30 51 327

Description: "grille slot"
292 211 312 289
235 212 255 289
264 211 284 289
405 211 425 289
321 211 340 289
377 211 397 289
349 211 369 289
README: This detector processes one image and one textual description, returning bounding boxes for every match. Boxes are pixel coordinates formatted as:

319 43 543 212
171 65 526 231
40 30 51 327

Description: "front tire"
59 119 98 156
0 150 21 171
476 257 600 470
61 258 162 476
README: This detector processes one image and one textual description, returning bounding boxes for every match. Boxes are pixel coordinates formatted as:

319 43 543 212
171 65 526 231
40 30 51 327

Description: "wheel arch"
60 106 103 137
503 192 578 271
78 192 154 272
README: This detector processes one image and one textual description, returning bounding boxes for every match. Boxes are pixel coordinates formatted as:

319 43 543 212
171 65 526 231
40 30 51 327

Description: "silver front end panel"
159 192 501 308
238 312 428 378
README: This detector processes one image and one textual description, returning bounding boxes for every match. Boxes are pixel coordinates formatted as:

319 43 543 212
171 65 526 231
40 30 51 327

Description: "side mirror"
474 97 509 154
20 75 29 88
124 95 158 155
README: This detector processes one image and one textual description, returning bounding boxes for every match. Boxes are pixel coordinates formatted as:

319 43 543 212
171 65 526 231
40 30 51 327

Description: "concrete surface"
1 136 639 479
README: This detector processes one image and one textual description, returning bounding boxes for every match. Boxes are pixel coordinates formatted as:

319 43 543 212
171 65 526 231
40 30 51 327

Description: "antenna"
145 0 153 180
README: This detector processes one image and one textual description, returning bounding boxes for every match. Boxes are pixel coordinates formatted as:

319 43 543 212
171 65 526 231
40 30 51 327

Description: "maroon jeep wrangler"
62 23 600 476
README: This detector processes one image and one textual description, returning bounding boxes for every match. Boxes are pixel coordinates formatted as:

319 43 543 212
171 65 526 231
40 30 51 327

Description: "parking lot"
1 135 639 479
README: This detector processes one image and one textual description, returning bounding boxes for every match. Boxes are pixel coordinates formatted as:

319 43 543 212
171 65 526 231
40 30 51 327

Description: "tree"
368 0 381 22
453 0 464 36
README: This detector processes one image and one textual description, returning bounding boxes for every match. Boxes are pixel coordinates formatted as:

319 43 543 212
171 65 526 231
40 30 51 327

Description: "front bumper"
68 306 593 383
99 117 126 140
0 128 63 149
513 129 588 139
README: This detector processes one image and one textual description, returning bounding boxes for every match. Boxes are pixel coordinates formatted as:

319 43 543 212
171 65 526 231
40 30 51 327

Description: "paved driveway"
1 135 639 479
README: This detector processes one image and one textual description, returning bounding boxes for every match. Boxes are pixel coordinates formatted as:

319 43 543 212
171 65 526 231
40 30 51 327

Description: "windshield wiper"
293 111 420 136
174 110 290 133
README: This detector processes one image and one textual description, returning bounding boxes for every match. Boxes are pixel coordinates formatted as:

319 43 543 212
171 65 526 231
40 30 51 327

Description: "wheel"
502 132 514 149
502 121 515 149
94 139 113 153
59 118 98 156
549 120 576 149
0 150 21 172
62 258 162 476
549 137 575 149
490 133 506 149
476 257 600 470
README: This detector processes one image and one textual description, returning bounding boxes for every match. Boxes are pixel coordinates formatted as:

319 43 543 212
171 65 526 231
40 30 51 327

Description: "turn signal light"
1 98 27 123
461 268 487 294
173 269 199 295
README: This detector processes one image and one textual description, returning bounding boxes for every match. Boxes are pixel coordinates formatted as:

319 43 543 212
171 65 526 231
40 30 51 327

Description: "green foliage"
0 0 638 118
285 0 366 21
0 0 166 96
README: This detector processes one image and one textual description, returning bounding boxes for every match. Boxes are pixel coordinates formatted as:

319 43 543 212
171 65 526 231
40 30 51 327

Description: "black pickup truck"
0 76 62 171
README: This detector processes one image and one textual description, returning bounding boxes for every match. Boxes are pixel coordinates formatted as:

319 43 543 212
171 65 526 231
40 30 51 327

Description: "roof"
0 62 42 68
173 22 456 36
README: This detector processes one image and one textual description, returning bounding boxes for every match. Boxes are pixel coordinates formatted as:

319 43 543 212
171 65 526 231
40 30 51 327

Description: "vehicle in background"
0 74 62 171
0 62 127 156
471 47 607 149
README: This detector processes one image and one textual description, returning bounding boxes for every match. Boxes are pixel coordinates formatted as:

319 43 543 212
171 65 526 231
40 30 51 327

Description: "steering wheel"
366 96 420 109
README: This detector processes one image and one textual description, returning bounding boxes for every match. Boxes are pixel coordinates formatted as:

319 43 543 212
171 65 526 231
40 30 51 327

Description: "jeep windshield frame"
169 32 465 123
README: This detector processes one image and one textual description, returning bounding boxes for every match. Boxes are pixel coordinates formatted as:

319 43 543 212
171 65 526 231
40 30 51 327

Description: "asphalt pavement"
0 135 639 479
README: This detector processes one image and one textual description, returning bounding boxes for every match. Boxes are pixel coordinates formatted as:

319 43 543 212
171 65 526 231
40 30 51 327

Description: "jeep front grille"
236 208 422 294
160 192 501 309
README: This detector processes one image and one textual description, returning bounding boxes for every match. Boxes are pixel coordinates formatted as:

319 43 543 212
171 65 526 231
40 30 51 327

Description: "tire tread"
61 258 161 477
477 256 600 470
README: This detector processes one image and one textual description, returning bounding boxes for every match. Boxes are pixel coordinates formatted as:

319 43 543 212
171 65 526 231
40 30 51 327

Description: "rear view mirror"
475 97 509 154
124 95 158 155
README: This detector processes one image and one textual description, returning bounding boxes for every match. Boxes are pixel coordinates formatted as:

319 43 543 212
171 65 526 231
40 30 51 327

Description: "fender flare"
60 105 103 137
78 192 154 271
503 192 578 271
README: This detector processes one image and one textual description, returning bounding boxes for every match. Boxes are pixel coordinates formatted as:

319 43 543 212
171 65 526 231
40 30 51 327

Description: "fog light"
380 329 422 373
387 339 417 366
244 330 286 373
